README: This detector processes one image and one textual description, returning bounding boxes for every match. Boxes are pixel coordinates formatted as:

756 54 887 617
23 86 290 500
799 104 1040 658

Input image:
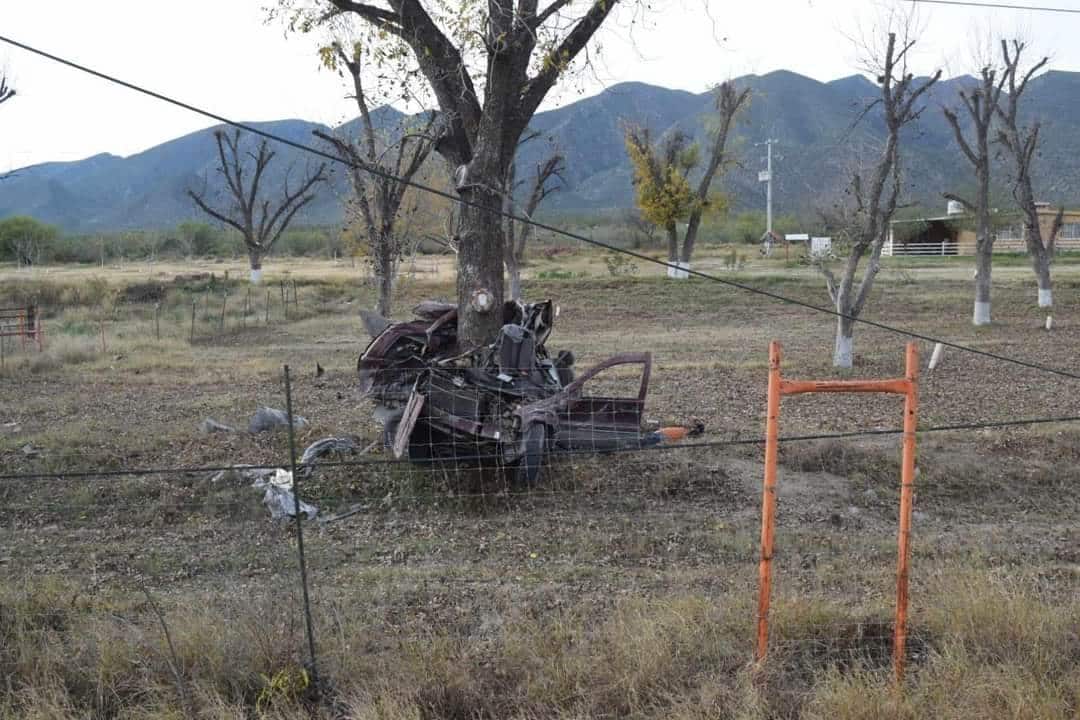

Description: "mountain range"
4 69 1080 233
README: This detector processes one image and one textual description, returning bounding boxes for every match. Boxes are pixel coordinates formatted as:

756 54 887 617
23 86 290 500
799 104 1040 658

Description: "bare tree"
0 74 13 105
624 81 749 276
995 40 1059 308
503 143 565 299
817 31 940 368
282 0 625 348
943 61 1006 325
1 74 15 182
188 129 327 284
313 42 437 317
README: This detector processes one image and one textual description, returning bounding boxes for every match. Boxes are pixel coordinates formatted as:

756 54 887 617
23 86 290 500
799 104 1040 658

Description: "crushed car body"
358 299 694 482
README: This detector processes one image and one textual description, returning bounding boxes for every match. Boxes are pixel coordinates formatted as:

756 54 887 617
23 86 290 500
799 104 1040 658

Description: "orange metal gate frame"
755 340 919 683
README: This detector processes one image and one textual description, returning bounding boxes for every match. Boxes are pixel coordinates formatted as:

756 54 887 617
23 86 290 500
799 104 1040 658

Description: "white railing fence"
884 237 1080 256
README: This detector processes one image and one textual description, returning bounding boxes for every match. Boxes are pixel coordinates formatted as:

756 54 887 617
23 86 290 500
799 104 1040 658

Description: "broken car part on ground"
358 300 702 483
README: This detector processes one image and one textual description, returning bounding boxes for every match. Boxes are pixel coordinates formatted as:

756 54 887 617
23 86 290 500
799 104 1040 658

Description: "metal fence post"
894 342 919 683
283 365 320 691
756 340 782 664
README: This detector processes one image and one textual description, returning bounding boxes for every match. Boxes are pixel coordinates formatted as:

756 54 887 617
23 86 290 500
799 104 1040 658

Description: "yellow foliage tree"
624 81 750 271
625 128 698 262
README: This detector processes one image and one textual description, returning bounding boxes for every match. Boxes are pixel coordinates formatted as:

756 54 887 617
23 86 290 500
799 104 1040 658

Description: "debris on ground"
644 420 706 445
248 407 308 433
200 418 236 434
297 436 375 477
357 299 702 483
209 434 375 516
208 465 318 520
21 443 43 457
254 469 318 520
208 465 277 484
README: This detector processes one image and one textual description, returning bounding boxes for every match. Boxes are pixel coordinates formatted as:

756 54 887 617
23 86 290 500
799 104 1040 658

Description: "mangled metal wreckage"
358 300 699 482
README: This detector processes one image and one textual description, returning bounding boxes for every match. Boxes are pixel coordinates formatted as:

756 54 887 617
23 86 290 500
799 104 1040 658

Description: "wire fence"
3 358 1079 716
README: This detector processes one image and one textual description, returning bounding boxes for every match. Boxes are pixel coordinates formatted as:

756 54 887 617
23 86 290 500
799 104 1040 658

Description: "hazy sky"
1 0 1077 172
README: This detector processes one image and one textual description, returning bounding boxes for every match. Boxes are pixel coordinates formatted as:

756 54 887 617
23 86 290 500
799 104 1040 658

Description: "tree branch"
942 105 978 167
527 0 575 30
187 188 248 237
519 0 620 119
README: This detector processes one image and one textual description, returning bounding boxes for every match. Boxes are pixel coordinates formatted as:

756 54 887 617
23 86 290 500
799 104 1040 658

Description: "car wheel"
516 423 548 485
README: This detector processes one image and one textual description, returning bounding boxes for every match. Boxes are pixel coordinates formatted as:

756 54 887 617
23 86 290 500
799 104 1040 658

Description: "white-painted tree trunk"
973 301 991 326
666 261 690 279
250 268 263 285
1038 288 1052 307
833 333 854 369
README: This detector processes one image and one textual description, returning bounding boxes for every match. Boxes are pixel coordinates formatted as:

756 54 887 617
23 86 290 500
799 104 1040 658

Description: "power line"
4 412 1080 482
2 33 1080 382
910 0 1080 13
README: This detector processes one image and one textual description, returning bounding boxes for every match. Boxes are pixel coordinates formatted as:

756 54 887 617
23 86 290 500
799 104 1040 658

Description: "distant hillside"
4 70 1080 232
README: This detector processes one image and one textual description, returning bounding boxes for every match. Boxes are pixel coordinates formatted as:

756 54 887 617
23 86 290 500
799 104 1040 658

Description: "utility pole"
756 138 778 255
756 138 778 233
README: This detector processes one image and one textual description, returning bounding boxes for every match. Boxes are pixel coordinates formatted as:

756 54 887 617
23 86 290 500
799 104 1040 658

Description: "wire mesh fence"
4 348 1079 718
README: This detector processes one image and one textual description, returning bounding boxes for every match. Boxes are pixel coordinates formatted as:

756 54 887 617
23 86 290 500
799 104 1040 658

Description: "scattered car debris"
208 434 374 517
200 418 236 434
207 465 317 519
357 299 703 483
297 436 375 477
645 420 706 445
208 464 278 484
249 407 308 433
254 469 318 520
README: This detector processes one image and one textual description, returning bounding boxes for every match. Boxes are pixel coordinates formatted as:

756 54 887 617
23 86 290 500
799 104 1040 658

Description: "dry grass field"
1 247 1079 719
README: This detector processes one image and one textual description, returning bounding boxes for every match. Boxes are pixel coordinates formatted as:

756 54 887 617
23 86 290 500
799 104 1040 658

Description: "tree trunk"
973 198 993 325
973 246 992 325
372 232 397 318
833 315 855 369
456 184 505 349
1034 251 1052 307
681 215 700 267
249 252 263 285
507 262 522 301
506 236 523 301
666 224 685 278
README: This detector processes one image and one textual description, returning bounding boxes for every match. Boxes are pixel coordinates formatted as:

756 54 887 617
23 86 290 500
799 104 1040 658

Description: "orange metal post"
755 340 920 684
756 340 782 663
893 342 919 683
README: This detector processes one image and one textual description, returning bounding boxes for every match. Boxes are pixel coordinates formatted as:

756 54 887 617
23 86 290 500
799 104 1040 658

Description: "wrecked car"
358 300 694 482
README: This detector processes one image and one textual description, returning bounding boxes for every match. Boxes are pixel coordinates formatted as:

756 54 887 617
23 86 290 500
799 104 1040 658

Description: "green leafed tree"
0 216 59 268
